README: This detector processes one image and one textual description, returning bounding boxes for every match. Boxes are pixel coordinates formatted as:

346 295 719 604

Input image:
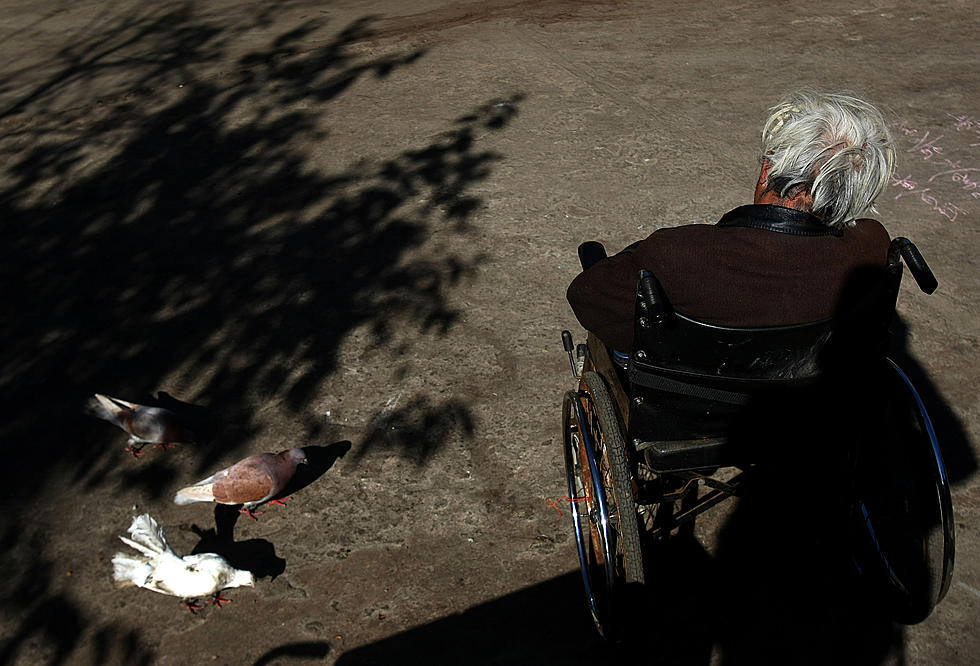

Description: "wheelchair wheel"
848 359 955 624
562 371 644 638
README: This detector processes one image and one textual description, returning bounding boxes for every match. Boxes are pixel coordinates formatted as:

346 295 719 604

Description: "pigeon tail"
120 513 173 556
86 394 130 426
174 483 216 505
111 554 153 588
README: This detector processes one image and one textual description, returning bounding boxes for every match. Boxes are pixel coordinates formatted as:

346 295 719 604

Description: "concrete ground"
0 0 977 664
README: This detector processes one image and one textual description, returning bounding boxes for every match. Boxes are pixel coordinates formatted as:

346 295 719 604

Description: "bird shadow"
190 505 286 580
278 440 352 499
152 391 219 446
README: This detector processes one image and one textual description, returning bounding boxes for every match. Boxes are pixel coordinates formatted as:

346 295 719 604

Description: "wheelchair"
560 237 955 639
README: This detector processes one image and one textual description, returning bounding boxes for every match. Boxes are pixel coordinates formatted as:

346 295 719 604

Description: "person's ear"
759 156 772 181
754 158 772 202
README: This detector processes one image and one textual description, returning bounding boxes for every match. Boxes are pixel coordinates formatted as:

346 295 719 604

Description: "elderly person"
566 90 896 353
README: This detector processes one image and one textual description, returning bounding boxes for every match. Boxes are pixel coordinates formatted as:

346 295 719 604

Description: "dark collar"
716 205 843 237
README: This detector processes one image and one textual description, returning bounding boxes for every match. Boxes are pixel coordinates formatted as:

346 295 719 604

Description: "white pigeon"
112 514 254 609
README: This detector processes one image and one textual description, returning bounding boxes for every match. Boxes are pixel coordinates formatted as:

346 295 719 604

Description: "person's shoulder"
644 222 718 240
851 217 888 232
850 218 890 242
629 223 716 255
848 218 890 259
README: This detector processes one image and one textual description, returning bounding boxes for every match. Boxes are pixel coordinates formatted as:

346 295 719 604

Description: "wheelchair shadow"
887 317 976 484
832 266 975 485
703 369 918 662
334 571 704 666
613 536 722 665
331 520 902 665
331 533 893 666
618 521 902 665
708 474 905 665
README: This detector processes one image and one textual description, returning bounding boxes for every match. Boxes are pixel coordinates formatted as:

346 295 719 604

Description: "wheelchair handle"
562 329 574 353
561 329 581 379
889 237 938 295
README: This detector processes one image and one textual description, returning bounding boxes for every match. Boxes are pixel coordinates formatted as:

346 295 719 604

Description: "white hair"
761 90 895 229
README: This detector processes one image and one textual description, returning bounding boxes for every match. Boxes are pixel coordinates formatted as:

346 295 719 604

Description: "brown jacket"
566 205 890 352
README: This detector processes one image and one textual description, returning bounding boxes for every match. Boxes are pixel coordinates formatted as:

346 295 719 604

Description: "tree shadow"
0 4 522 663
0 525 157 666
0 594 88 666
0 5 524 498
355 397 476 465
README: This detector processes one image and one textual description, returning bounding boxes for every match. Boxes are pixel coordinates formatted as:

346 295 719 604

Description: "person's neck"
753 189 813 212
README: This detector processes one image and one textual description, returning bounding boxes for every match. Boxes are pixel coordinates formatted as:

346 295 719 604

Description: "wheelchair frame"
560 237 954 639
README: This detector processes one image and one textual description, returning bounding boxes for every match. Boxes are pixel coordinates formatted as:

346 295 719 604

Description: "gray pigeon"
87 393 195 457
112 513 254 611
174 448 308 519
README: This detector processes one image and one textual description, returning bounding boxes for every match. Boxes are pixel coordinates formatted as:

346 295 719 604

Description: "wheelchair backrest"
628 277 838 398
631 310 834 386
624 237 932 443
627 235 934 396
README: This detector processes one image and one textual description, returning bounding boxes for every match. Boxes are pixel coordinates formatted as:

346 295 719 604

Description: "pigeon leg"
128 444 146 458
210 594 232 608
240 507 264 520
269 497 292 507
154 442 177 451
184 600 202 614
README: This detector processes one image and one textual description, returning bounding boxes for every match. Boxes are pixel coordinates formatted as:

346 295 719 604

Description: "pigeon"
87 393 195 457
112 513 254 611
174 448 308 519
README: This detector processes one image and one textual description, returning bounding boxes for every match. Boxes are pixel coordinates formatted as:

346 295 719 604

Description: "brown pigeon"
174 449 308 519
87 393 196 457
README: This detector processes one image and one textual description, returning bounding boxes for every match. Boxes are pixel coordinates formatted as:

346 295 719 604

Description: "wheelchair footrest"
636 437 730 473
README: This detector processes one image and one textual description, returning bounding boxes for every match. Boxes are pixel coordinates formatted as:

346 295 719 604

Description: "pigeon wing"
131 406 195 443
183 467 231 489
145 554 222 598
212 455 277 506
87 394 132 429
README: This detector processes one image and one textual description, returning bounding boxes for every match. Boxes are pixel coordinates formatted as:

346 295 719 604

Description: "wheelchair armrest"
888 237 938 294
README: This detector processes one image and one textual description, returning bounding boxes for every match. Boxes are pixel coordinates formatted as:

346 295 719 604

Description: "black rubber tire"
581 371 646 585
